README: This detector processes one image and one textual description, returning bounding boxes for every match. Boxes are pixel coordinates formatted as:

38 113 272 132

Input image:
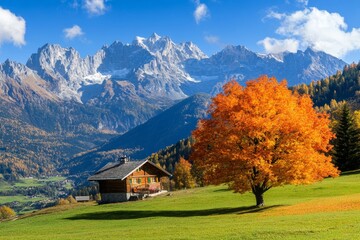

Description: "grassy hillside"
0 177 72 214
1 173 359 240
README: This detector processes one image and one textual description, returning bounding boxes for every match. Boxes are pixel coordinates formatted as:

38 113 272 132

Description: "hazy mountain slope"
100 93 210 158
0 61 119 180
64 94 211 177
184 47 346 96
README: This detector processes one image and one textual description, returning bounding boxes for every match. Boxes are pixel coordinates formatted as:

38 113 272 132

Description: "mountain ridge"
0 33 348 180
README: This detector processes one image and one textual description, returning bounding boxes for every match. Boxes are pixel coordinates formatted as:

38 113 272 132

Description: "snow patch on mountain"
83 72 110 85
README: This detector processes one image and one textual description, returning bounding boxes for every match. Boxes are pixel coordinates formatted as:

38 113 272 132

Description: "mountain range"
0 33 347 180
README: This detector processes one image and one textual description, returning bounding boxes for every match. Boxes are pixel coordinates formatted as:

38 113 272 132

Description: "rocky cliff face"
24 34 346 112
21 34 209 132
0 60 58 105
184 46 346 96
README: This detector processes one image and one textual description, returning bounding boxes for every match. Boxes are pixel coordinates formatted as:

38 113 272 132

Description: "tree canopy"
333 103 360 171
191 76 339 207
293 62 360 107
173 158 195 189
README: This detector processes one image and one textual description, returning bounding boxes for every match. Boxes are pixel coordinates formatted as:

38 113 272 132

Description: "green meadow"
0 177 70 214
1 172 359 240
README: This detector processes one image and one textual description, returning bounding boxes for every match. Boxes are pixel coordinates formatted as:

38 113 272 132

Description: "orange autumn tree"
173 158 196 189
191 76 339 207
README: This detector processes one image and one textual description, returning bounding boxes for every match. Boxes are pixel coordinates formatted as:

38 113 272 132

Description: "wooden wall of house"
99 180 127 193
130 162 168 179
98 162 170 194
129 164 159 185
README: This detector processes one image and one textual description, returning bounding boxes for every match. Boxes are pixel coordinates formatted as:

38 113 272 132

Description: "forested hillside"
148 138 193 173
293 62 360 107
0 116 116 181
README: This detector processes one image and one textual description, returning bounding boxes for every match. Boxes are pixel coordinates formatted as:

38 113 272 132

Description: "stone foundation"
100 193 131 203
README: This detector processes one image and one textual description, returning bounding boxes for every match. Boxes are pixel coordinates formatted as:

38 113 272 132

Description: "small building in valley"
88 157 171 203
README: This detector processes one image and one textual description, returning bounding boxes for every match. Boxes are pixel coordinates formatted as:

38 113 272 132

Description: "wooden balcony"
131 182 162 194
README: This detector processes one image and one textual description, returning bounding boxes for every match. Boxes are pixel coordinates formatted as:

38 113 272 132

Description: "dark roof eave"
88 177 122 181
145 160 172 177
87 159 172 181
120 159 149 180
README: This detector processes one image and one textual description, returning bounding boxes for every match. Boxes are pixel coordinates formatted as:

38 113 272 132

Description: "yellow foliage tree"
67 195 77 204
173 158 195 189
57 198 70 205
191 76 339 207
0 205 16 220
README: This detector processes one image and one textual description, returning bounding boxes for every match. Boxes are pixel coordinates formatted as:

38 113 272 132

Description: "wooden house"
88 157 171 203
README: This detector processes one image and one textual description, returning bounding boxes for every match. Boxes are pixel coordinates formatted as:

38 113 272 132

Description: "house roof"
88 159 171 181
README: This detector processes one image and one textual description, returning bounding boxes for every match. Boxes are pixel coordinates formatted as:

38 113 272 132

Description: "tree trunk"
251 179 270 207
254 191 264 207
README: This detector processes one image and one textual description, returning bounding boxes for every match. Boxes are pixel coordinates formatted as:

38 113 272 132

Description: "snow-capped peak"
148 32 161 43
26 43 106 102
256 53 284 62
132 33 207 63
134 36 146 44
0 60 31 79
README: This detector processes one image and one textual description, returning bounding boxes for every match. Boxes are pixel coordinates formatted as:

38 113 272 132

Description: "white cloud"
63 25 84 39
266 10 286 20
204 35 220 44
0 7 26 46
84 0 107 15
260 7 360 58
296 0 309 6
258 37 299 54
194 1 209 24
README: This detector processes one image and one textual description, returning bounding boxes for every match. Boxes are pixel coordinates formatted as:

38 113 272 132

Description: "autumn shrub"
94 193 101 202
0 205 16 220
160 178 175 191
57 198 70 205
67 195 77 204
57 195 78 205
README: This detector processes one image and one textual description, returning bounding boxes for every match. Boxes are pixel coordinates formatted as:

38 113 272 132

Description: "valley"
0 176 72 214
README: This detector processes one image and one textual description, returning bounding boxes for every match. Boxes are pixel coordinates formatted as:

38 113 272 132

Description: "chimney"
119 156 129 164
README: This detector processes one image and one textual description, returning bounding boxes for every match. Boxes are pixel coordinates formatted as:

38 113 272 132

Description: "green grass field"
0 180 11 191
13 178 44 188
0 177 67 191
1 173 359 240
0 195 45 205
0 176 70 214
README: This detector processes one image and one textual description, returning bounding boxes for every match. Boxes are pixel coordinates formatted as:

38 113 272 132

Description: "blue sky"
1 0 360 64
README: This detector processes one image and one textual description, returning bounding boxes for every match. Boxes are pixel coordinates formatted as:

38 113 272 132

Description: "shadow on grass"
213 188 232 192
340 169 360 176
65 205 282 220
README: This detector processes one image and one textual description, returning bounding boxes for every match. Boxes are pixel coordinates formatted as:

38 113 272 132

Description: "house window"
147 177 151 183
129 179 132 184
137 178 141 184
136 168 141 172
